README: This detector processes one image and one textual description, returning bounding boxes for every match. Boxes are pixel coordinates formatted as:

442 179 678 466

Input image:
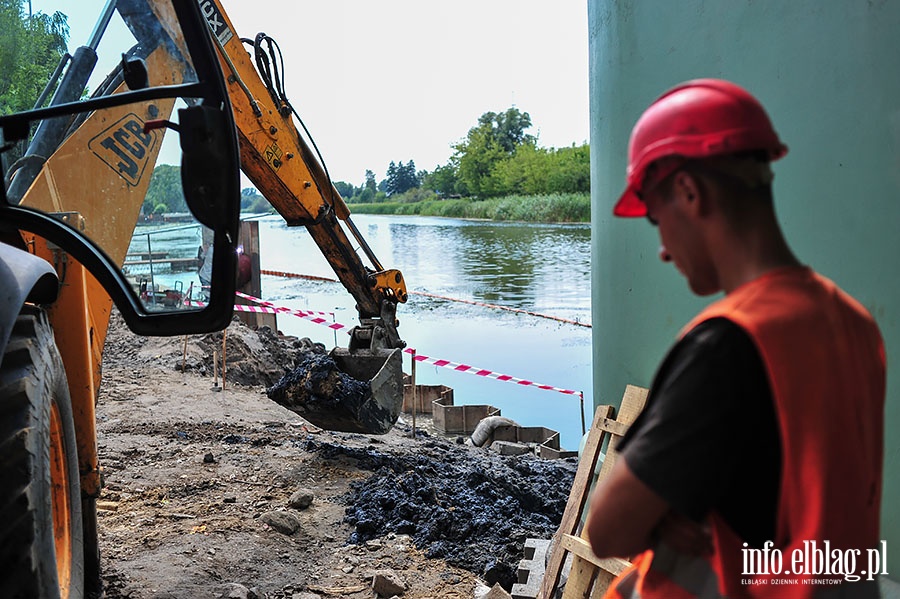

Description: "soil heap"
312 435 575 590
96 312 577 597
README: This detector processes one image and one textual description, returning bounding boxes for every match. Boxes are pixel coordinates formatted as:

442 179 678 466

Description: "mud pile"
266 354 379 432
310 435 576 590
195 323 324 387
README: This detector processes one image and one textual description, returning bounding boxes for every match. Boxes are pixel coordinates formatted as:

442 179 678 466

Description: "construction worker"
585 79 885 598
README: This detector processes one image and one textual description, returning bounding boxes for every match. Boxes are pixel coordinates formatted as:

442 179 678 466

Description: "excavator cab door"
0 0 241 335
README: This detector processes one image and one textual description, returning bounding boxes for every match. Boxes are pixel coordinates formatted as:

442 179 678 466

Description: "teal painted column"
589 0 900 577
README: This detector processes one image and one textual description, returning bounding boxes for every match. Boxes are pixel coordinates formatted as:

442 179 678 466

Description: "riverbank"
97 310 576 598
346 192 590 223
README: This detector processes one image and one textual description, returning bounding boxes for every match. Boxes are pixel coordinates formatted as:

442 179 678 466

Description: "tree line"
336 107 589 204
0 1 69 167
1 3 586 213
147 107 589 214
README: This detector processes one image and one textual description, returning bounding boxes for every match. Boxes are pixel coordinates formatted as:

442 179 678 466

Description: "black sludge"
267 354 381 433
313 437 576 591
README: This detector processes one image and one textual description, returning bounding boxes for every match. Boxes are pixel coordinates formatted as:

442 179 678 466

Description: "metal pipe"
146 233 156 305
32 53 71 110
343 216 384 272
87 0 118 51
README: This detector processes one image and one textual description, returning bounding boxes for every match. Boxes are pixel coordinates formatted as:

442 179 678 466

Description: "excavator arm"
200 0 408 352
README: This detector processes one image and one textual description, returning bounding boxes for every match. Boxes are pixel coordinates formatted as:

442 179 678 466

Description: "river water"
127 213 592 449
256 214 592 451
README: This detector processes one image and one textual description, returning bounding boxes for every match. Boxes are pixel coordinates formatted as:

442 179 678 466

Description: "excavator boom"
201 0 407 344
200 0 409 432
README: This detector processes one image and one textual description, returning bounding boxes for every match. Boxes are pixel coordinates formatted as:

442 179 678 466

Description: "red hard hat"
613 79 788 217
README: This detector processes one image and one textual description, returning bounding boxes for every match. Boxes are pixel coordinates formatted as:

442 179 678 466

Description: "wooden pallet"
537 384 649 599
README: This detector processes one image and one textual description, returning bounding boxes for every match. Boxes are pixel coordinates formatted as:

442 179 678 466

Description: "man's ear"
673 170 708 218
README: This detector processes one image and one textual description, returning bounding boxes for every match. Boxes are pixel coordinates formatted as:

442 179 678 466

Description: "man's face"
642 172 720 296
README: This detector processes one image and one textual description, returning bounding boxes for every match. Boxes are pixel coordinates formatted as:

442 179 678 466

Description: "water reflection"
258 214 592 449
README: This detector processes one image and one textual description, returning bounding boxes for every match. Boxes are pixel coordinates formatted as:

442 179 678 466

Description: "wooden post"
411 349 417 439
235 220 277 330
181 335 188 376
221 329 227 391
580 391 586 435
212 349 219 390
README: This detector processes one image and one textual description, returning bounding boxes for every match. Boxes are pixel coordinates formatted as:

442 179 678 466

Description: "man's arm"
585 456 668 558
586 458 715 559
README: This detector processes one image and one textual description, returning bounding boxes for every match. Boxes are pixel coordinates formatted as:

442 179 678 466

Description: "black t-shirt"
617 317 781 548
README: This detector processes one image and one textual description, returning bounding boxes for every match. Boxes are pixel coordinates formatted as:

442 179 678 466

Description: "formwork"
402 379 500 435
401 379 454 414
492 424 578 460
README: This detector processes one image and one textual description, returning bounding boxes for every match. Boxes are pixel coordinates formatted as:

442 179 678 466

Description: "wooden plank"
538 404 615 599
537 386 649 599
591 570 615 599
235 220 277 330
560 535 630 576
593 386 648 488
562 554 598 599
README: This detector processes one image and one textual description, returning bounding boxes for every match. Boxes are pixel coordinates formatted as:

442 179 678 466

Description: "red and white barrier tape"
225 292 344 330
403 348 582 397
234 291 583 400
234 291 334 318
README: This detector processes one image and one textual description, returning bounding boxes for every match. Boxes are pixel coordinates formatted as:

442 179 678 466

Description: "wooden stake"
221 329 227 391
180 336 187 374
580 391 586 435
411 349 417 439
212 349 219 389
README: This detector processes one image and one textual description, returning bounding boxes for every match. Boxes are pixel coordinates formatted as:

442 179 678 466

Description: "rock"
96 500 119 512
473 581 492 599
483 582 513 599
223 495 237 504
203 453 216 463
291 594 319 599
219 582 255 599
288 488 314 510
260 510 302 535
372 569 406 596
483 560 516 591
489 440 531 456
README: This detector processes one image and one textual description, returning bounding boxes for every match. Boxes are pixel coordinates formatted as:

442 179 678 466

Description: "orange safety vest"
606 267 885 599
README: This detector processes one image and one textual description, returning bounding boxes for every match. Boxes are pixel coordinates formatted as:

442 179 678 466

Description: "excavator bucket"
267 347 404 435
324 348 404 434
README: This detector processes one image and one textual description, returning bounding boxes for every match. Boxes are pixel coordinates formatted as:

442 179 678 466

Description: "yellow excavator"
0 0 407 596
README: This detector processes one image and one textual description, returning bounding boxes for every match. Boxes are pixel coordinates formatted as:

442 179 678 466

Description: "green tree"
488 143 590 195
333 180 358 199
384 159 419 195
453 107 535 198
489 107 535 153
545 143 590 193
144 164 187 214
240 186 272 213
384 161 397 193
0 1 69 164
454 124 505 197
0 2 68 115
422 163 459 196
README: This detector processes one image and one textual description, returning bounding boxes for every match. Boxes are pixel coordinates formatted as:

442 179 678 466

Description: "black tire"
0 305 84 599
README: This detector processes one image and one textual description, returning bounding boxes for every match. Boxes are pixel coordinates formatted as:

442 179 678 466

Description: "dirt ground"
95 312 575 599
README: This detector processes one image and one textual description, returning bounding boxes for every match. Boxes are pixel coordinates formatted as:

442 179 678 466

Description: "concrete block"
512 538 551 599
490 440 532 456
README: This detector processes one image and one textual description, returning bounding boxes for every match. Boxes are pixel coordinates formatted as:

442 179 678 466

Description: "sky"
34 0 589 186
